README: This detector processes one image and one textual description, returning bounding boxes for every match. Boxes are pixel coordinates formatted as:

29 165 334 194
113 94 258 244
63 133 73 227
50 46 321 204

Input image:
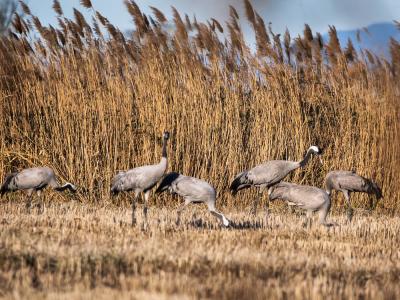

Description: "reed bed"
0 1 399 211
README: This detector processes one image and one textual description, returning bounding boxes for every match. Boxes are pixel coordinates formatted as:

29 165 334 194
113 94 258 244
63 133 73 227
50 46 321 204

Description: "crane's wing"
337 172 370 192
173 176 215 202
247 160 297 186
270 182 327 210
11 168 52 190
111 165 161 192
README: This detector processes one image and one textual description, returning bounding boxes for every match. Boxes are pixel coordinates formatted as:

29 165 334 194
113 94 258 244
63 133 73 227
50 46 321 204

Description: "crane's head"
371 181 383 200
163 131 170 140
309 145 323 164
309 145 323 155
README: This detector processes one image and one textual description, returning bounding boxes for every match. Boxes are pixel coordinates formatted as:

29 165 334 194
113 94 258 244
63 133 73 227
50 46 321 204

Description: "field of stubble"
0 199 399 300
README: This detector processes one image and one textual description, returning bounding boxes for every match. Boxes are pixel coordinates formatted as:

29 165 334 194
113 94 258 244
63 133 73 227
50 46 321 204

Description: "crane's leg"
142 190 151 231
265 197 270 222
37 190 45 214
25 189 34 213
250 194 261 216
262 186 270 223
250 188 265 216
288 203 295 214
318 201 335 227
343 190 353 222
207 200 230 227
368 196 375 211
176 200 191 226
304 210 312 229
131 192 139 227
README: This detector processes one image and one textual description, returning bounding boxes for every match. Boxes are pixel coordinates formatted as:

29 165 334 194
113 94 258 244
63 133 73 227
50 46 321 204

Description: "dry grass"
0 1 399 298
0 201 399 299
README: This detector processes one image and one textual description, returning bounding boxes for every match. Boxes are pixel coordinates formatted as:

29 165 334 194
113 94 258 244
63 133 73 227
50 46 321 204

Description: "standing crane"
111 131 170 228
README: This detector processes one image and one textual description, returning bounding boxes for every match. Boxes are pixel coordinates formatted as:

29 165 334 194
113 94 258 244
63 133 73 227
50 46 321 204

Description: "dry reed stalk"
0 1 398 214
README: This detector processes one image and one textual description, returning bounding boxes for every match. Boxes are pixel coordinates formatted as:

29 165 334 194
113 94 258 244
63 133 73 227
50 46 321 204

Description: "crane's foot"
249 208 257 217
141 222 148 232
39 201 46 215
249 201 258 216
302 219 312 229
264 209 270 225
346 207 354 223
25 202 32 214
222 217 230 227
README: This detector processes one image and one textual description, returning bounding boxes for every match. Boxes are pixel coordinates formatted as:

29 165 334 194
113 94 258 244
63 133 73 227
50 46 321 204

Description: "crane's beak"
318 156 323 165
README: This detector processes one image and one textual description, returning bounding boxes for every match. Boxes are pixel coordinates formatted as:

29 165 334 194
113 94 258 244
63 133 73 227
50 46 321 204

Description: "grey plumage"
111 131 170 227
156 172 230 227
325 170 382 221
268 182 333 227
230 145 322 215
0 167 77 210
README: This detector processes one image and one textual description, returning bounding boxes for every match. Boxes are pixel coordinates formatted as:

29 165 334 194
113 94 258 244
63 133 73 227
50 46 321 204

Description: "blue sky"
25 0 400 37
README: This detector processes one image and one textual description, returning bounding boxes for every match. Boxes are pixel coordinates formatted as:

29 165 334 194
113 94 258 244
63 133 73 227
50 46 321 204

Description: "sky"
24 0 400 38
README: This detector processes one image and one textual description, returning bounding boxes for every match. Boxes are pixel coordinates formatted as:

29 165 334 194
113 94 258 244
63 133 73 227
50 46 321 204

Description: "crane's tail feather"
155 172 180 194
229 171 249 195
110 187 119 196
0 172 18 196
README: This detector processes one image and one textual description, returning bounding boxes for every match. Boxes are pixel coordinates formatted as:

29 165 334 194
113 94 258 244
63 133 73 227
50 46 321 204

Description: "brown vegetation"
1 202 400 299
0 0 399 298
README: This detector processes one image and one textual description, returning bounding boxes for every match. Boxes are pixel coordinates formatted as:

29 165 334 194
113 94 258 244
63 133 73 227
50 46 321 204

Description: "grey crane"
111 131 170 227
230 146 322 216
0 167 77 211
268 182 334 227
324 170 382 222
155 172 230 227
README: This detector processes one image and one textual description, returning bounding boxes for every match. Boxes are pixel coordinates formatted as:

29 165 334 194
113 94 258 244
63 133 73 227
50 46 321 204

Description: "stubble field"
0 199 399 299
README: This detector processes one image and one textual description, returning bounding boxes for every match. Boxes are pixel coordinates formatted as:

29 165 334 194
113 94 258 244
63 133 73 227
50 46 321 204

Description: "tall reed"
0 1 399 211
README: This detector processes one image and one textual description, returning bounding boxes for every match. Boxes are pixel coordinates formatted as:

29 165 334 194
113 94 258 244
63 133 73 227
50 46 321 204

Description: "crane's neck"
159 137 168 170
298 149 313 168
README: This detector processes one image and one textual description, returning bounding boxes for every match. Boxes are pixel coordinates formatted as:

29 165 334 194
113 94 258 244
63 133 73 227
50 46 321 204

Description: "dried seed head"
80 0 92 9
150 6 167 23
19 1 31 15
244 0 255 27
211 18 223 33
52 0 63 16
229 6 239 19
96 11 109 26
